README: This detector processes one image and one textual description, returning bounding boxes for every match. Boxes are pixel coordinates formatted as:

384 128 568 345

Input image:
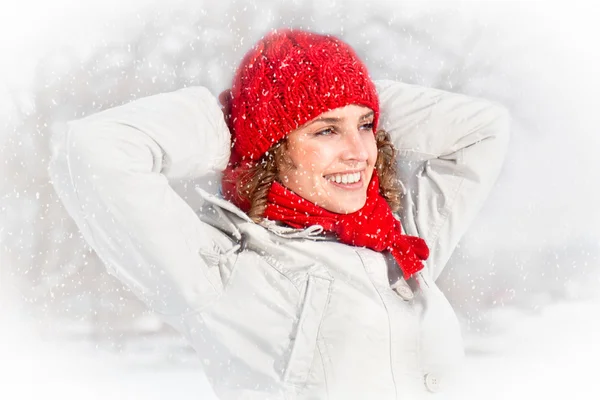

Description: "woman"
49 29 510 399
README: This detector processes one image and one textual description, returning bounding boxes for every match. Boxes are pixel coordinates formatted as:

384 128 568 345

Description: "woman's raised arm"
375 80 511 281
48 86 232 316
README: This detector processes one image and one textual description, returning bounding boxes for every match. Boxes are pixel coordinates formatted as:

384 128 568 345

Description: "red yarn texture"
228 29 379 162
221 29 429 278
264 174 430 280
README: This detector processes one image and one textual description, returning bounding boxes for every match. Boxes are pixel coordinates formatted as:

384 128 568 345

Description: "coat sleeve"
48 86 232 316
375 80 511 281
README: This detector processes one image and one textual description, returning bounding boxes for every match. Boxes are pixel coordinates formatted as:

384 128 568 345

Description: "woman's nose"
340 130 369 161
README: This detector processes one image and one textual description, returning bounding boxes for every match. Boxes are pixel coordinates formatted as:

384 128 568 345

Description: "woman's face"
278 105 378 214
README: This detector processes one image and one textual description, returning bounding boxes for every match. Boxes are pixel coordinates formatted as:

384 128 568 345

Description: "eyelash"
314 122 374 136
361 122 374 131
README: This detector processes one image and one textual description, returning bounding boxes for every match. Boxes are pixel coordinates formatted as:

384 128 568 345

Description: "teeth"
327 172 361 184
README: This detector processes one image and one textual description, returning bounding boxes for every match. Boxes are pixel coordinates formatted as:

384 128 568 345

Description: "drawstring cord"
198 233 248 267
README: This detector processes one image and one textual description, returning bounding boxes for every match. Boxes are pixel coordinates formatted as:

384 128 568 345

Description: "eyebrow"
308 111 375 126
359 111 375 121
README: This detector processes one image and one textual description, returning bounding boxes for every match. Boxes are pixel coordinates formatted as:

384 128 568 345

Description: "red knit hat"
227 28 380 162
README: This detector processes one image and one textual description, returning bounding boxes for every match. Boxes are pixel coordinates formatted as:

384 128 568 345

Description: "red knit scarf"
264 174 430 280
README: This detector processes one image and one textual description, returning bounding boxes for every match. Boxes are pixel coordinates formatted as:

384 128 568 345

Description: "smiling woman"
233 105 386 218
48 28 510 399
278 105 378 214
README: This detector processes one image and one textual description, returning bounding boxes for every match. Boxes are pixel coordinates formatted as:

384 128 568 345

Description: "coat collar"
194 185 253 223
194 185 432 283
194 185 329 241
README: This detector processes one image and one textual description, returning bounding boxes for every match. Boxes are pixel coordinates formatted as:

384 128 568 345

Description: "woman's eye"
360 122 374 131
315 128 334 136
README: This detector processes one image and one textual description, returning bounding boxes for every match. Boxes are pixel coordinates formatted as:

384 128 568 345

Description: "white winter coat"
49 80 510 399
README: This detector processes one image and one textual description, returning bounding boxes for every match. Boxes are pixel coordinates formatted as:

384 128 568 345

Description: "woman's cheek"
365 135 378 163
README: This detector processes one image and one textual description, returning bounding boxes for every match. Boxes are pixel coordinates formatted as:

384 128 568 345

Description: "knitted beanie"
228 28 380 162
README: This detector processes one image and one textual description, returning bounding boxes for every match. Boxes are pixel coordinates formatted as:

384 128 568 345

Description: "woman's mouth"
324 171 363 189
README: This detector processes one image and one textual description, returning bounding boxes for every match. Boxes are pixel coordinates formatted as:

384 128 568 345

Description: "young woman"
49 29 510 399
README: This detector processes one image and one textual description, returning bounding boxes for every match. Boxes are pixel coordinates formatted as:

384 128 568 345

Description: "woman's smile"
324 170 365 189
278 104 378 214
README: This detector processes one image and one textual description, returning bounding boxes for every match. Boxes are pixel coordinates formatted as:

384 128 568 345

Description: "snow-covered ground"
455 299 600 399
2 298 599 399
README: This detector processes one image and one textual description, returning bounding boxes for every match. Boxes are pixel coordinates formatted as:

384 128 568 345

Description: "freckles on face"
277 105 378 214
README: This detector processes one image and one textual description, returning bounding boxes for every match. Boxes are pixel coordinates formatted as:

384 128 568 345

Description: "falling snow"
1 1 600 399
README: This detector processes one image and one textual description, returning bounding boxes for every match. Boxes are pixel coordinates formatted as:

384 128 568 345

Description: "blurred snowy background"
1 0 599 399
